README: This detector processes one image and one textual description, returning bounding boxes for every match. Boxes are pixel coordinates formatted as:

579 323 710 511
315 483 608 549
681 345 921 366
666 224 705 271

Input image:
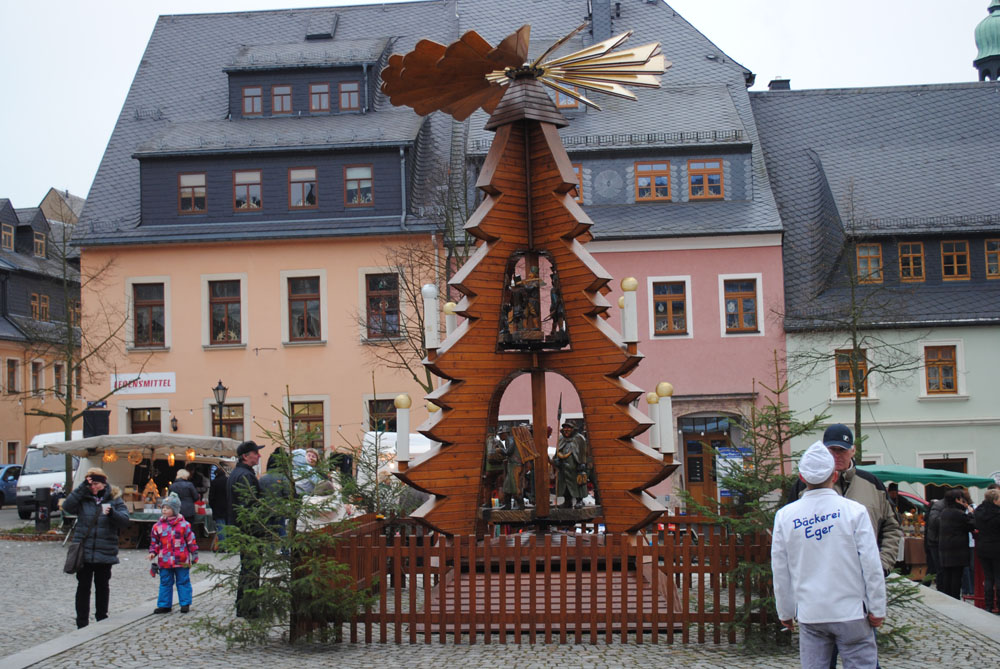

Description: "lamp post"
212 380 228 438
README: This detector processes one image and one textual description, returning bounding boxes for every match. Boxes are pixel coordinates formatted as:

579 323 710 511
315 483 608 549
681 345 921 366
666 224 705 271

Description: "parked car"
0 464 22 509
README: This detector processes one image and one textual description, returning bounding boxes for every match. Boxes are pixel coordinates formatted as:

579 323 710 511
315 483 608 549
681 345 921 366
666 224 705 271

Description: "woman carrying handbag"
62 468 130 628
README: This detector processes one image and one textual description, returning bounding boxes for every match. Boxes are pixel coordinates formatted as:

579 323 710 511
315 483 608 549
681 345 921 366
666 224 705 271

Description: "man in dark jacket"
227 441 262 617
63 468 130 628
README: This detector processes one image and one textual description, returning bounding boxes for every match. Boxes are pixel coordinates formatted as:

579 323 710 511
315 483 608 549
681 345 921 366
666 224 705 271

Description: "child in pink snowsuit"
149 492 199 613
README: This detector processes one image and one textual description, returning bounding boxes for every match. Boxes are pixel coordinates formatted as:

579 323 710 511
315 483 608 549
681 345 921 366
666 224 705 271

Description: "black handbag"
64 511 100 574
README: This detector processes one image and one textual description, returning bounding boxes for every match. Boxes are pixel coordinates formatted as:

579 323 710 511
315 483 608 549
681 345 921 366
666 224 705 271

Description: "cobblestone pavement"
4 534 999 668
0 537 226 659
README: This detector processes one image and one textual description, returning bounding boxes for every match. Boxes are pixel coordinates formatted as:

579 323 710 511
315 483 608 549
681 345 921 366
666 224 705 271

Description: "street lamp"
212 380 228 438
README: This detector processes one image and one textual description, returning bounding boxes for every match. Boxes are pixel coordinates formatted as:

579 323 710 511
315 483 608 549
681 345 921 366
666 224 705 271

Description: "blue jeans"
157 567 192 608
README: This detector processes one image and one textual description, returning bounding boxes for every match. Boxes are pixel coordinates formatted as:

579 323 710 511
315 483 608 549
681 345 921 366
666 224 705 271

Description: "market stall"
44 433 239 549
858 464 997 587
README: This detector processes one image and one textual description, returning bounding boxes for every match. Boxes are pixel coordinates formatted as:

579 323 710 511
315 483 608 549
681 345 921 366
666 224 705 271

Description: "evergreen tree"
195 397 373 645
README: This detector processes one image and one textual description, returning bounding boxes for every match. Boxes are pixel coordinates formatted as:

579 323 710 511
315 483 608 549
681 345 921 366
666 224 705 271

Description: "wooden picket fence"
320 515 772 644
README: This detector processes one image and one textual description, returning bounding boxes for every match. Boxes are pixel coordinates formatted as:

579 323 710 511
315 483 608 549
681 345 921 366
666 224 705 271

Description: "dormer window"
178 173 207 213
272 85 292 114
339 81 360 111
555 86 579 109
688 159 723 199
1 223 12 250
33 232 46 257
310 83 330 113
242 86 262 116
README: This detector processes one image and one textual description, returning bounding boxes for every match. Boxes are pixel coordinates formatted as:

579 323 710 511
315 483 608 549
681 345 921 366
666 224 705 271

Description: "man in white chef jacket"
772 441 887 669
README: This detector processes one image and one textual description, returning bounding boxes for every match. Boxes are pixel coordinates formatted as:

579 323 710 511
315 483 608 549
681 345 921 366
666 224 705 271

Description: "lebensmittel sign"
111 372 176 394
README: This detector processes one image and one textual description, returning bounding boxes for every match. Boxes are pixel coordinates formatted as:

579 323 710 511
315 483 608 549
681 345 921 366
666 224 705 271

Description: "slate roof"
77 0 782 247
0 315 26 343
751 82 1000 329
133 108 425 157
224 37 390 70
459 0 780 240
76 1 459 246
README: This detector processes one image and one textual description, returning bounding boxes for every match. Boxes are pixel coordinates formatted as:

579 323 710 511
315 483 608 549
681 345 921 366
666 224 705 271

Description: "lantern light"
186 448 196 462
167 452 175 467
102 450 118 463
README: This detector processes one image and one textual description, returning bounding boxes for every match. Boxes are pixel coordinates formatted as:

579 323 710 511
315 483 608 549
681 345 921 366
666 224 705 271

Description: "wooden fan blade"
531 21 588 68
541 31 632 68
492 24 531 65
542 79 603 111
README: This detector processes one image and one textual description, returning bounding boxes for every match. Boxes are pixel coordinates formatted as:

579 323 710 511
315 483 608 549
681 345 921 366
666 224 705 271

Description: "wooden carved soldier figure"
553 422 587 508
498 429 523 509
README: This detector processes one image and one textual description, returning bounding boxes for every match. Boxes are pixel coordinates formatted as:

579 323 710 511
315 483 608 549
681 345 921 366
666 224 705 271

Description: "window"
129 408 161 433
288 276 321 341
70 300 81 327
572 164 583 203
233 170 262 211
6 360 18 394
30 361 42 396
856 243 883 284
339 81 360 111
209 280 241 345
688 160 723 199
30 294 39 320
75 367 83 398
368 398 396 431
33 232 45 257
986 239 1000 278
133 283 165 347
291 402 324 448
835 349 868 397
242 86 262 115
1 223 12 250
39 295 49 321
555 86 579 109
899 242 925 282
211 404 244 440
344 165 373 206
723 279 758 333
54 363 65 398
289 168 318 209
941 240 970 280
366 273 400 338
924 345 957 395
635 161 670 201
5 444 18 465
272 84 292 114
178 173 207 213
309 83 330 112
652 281 687 336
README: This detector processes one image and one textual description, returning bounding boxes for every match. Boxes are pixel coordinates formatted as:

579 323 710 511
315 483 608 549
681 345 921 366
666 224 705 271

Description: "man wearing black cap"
228 440 262 617
789 424 901 576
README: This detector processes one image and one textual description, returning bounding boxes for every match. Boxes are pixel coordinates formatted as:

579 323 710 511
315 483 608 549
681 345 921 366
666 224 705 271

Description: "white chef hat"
798 440 835 485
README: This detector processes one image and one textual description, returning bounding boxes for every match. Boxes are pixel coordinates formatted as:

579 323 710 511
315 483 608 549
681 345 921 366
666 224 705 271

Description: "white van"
16 431 82 519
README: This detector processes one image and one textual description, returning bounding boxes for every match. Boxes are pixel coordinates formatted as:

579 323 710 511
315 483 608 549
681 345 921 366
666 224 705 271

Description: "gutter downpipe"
363 63 369 113
399 146 407 228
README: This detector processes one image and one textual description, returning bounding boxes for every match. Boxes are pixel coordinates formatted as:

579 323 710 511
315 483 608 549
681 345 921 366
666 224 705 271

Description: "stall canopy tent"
858 464 996 489
41 432 240 458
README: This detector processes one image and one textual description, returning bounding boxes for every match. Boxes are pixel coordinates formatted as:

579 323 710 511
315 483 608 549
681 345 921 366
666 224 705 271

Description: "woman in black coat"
974 487 1000 613
168 468 201 519
937 488 976 600
62 468 130 628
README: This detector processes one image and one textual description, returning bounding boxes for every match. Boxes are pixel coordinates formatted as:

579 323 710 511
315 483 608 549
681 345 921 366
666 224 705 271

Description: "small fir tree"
195 394 373 646
680 352 828 647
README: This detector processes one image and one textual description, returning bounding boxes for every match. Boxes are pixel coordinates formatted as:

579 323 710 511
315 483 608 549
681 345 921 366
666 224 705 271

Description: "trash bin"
34 487 51 533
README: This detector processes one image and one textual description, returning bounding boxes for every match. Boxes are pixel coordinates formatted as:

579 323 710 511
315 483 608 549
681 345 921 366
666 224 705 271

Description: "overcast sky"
0 0 989 208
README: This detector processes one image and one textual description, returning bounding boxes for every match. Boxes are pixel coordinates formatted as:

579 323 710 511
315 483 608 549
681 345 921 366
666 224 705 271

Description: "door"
922 458 967 502
683 432 730 509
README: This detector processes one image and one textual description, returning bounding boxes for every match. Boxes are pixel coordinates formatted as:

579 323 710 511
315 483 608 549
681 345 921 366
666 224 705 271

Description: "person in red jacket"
148 492 199 613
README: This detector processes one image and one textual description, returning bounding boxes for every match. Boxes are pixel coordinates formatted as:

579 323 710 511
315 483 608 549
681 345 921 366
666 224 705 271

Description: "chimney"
768 78 791 91
591 0 613 41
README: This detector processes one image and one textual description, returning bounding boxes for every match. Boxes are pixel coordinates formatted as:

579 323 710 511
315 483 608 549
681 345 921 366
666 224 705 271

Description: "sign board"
717 446 752 497
111 372 176 395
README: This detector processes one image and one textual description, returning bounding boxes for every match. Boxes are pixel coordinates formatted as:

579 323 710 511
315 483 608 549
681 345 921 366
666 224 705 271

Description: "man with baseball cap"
788 424 902 576
773 441 886 668
228 440 263 617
